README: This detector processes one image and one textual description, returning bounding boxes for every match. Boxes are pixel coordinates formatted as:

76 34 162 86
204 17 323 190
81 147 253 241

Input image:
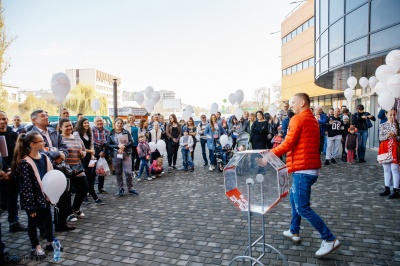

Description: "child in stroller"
214 139 233 172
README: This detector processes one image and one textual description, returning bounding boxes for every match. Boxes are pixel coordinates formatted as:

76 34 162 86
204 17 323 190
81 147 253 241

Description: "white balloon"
235 90 244 105
135 92 144 105
210 103 219 115
359 77 369 89
347 76 357 89
51 73 71 103
186 105 194 114
376 64 396 84
289 97 294 108
145 86 154 99
150 91 161 104
378 91 395 111
344 88 353 101
374 81 387 95
387 74 400 98
143 99 154 113
234 108 244 120
156 140 166 154
149 142 157 152
91 98 101 112
220 134 229 147
182 110 191 122
268 105 277 117
369 76 378 89
42 170 67 205
385 49 400 73
228 93 237 105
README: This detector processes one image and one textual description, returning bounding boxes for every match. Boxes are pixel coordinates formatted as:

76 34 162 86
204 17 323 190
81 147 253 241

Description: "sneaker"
128 189 139 195
152 175 157 179
283 230 301 243
146 176 153 181
131 172 136 178
66 214 78 223
203 162 208 166
119 188 125 197
46 242 64 251
172 166 177 170
94 199 105 205
73 210 85 218
189 167 194 172
209 165 214 171
324 160 330 166
315 239 341 258
99 189 108 194
168 166 172 173
82 197 91 204
31 246 47 259
137 177 142 181
331 158 337 164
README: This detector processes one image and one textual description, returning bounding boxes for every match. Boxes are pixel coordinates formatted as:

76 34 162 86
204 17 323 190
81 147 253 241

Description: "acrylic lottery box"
224 150 290 215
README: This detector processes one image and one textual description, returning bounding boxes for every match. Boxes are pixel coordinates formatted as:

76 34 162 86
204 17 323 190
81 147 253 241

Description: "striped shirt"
62 136 86 176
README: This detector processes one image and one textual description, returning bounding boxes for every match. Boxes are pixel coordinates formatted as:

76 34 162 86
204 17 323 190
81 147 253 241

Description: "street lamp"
113 78 118 121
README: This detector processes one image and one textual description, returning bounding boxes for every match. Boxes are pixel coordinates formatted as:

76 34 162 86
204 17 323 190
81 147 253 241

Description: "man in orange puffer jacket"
270 93 341 258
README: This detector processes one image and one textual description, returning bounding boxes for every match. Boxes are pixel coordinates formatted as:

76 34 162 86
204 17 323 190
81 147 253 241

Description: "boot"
388 188 399 199
379 186 390 196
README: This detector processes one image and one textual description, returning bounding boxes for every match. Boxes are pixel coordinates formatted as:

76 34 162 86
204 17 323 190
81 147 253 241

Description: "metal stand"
228 177 288 266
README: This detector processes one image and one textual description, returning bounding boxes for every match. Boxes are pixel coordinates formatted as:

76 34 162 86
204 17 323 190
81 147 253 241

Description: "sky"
3 0 299 108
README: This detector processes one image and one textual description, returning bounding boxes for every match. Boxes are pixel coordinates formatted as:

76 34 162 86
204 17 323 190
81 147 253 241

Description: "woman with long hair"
107 118 138 197
166 114 181 172
186 117 197 161
12 131 61 258
250 111 269 149
205 114 226 171
74 118 104 204
59 118 89 222
138 118 149 140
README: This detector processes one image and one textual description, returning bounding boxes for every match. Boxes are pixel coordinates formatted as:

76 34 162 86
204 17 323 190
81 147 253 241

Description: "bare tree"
271 81 282 103
252 87 269 110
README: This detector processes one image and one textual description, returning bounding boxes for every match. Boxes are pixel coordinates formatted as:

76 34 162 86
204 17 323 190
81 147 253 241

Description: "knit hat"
348 125 357 132
342 115 349 120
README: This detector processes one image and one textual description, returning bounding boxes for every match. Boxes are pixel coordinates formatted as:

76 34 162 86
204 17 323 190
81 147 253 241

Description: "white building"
2 83 19 103
65 68 123 107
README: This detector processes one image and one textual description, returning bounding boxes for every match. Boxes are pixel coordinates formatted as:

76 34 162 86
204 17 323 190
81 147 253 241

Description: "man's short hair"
94 116 103 122
77 113 83 118
356 104 364 110
30 110 44 120
294 93 310 107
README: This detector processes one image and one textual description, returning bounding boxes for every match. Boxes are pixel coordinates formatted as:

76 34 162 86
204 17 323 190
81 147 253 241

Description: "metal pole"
113 79 118 121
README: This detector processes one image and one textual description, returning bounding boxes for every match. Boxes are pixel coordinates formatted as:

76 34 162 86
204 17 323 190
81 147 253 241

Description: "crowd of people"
0 97 397 263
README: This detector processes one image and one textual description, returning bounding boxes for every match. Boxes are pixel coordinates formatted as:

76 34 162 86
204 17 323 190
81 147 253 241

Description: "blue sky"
3 0 298 107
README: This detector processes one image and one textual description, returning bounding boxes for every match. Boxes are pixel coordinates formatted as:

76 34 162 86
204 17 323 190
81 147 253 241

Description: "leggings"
167 140 179 166
382 163 400 188
27 202 54 248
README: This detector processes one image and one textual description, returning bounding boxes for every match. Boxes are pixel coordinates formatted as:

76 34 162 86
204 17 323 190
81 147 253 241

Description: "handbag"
377 139 393 163
366 118 373 128
66 163 85 178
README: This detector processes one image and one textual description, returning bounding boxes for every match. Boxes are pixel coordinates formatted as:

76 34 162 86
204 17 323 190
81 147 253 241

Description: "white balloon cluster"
134 86 162 113
228 90 245 105
182 105 194 122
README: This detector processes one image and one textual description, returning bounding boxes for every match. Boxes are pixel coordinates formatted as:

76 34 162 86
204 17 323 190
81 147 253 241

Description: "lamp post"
113 78 118 121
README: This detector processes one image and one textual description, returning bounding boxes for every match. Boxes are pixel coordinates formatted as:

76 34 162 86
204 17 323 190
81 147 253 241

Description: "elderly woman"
107 118 138 197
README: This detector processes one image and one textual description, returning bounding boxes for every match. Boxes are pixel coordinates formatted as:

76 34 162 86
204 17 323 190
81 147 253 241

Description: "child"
180 129 194 172
238 145 246 152
149 157 164 178
345 125 358 164
136 134 152 181
341 115 351 162
272 129 284 149
148 122 162 164
11 131 62 259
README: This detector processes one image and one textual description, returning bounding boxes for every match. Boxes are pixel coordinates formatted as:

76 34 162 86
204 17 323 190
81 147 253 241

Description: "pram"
236 132 250 151
214 139 234 172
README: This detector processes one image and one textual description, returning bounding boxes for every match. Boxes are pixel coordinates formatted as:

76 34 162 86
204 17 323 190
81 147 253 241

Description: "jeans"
323 135 327 154
138 157 150 178
209 149 216 166
182 148 194 169
200 139 208 164
27 202 54 248
290 173 335 241
112 152 133 189
356 129 368 160
325 135 342 160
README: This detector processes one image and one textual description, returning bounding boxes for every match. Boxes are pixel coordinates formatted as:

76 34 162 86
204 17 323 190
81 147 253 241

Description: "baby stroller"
214 139 233 172
236 132 250 151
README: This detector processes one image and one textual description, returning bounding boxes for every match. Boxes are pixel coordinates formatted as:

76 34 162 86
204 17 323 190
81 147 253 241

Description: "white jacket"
179 135 194 152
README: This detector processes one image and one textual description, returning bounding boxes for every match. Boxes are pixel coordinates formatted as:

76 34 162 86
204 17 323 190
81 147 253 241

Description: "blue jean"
200 138 208 164
323 135 327 154
137 157 150 178
290 173 335 241
209 149 216 166
356 129 368 160
182 148 194 169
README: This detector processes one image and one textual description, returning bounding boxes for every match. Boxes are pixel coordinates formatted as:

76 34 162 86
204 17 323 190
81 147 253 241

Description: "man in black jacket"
352 104 376 163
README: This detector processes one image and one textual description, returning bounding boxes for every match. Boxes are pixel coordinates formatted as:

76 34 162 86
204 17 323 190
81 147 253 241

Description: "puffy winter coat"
271 109 321 173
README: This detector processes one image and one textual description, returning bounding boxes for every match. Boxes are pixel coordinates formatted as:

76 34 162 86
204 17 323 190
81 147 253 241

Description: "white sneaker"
315 239 341 258
73 210 85 218
283 229 301 243
146 176 153 181
209 165 214 171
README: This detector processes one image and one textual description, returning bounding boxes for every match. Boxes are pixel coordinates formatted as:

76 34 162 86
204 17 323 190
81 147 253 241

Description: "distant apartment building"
2 83 19 103
65 68 122 107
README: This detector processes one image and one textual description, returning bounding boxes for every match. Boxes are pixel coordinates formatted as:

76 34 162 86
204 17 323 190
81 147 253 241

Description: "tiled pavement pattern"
1 148 399 266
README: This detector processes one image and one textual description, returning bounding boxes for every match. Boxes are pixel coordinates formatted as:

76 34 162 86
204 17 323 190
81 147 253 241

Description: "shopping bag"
95 157 110 176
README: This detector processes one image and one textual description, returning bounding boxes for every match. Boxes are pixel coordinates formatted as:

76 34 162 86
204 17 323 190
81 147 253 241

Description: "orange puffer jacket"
271 109 321 173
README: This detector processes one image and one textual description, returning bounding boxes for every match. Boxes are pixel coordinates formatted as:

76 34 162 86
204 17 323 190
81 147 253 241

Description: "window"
309 17 314 27
291 65 297 73
370 24 400 54
329 47 344 67
315 0 320 35
309 57 315 66
302 60 309 69
316 39 320 61
346 0 367 12
287 67 292 75
345 37 368 61
345 4 368 42
303 21 309 31
329 18 344 50
320 0 329 32
329 0 344 23
297 62 303 71
316 61 320 76
320 30 328 56
320 55 328 73
371 0 400 32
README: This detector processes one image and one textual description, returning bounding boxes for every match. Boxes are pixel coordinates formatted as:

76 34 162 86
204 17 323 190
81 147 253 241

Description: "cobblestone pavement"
1 148 399 266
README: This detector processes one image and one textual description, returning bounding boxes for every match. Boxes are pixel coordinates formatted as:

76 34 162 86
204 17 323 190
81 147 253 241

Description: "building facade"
65 68 122 108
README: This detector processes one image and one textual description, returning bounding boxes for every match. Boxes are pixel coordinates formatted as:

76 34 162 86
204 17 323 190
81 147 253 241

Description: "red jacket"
271 109 321 173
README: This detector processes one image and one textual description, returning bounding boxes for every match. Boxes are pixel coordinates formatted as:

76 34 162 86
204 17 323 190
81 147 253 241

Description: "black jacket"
352 111 376 130
0 126 17 170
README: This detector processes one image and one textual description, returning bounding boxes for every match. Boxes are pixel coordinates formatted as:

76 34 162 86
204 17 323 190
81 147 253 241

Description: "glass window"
320 55 328 73
303 59 309 69
370 24 400 54
287 67 292 75
329 18 344 50
309 17 314 27
282 37 285 45
316 0 320 35
329 47 344 67
297 62 303 71
316 61 320 76
291 65 297 73
287 32 292 42
316 39 320 61
303 21 309 31
320 0 328 32
346 0 367 12
282 70 285 76
292 29 297 39
371 0 400 32
296 26 302 36
309 57 315 66
345 4 368 42
345 37 368 61
330 0 344 23
320 30 328 56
